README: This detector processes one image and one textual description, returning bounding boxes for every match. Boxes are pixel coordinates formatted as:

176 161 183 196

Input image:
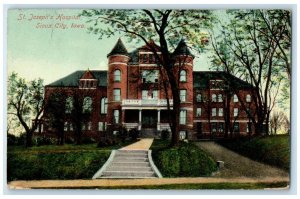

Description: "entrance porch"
122 109 171 132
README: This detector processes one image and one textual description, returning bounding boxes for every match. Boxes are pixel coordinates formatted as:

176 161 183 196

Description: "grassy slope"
7 142 134 181
217 135 290 171
151 140 217 177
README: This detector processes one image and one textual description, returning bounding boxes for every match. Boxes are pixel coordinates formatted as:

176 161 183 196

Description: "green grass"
217 135 290 171
7 142 134 182
151 139 217 177
39 182 289 190
8 141 134 154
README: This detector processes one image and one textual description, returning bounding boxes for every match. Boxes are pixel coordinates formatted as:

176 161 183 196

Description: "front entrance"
142 110 157 128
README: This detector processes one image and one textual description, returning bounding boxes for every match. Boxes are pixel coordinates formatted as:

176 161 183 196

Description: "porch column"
138 109 142 130
157 109 161 131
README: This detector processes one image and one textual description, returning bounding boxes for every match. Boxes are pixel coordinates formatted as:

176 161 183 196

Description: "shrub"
128 128 139 141
118 127 128 143
152 142 217 177
7 134 18 146
35 136 56 146
7 150 111 181
97 137 118 147
81 137 96 144
161 129 170 140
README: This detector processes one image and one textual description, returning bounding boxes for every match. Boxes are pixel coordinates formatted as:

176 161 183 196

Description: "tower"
106 38 130 133
173 39 194 139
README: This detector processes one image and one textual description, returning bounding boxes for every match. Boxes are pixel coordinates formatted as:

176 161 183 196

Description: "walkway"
195 142 289 179
120 138 154 150
8 177 289 189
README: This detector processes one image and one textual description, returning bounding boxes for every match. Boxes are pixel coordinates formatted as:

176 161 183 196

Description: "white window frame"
246 94 251 102
83 97 92 113
234 108 239 117
179 110 187 124
212 108 217 117
114 110 120 124
212 94 217 102
114 70 121 82
113 89 121 101
179 70 187 82
179 131 187 140
196 94 202 102
218 94 223 102
218 108 223 117
196 108 202 117
180 89 187 102
233 94 239 102
65 97 73 114
101 97 108 114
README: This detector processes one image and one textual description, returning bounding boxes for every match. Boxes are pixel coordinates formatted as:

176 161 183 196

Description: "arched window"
114 70 121 82
101 97 108 114
179 70 187 82
212 94 217 102
233 94 238 102
196 94 202 102
246 94 251 102
218 94 223 102
83 97 92 113
65 97 73 113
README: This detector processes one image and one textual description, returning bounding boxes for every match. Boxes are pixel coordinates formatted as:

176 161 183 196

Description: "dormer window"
79 80 97 89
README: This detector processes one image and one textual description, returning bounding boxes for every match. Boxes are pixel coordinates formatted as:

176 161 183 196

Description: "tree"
210 10 290 135
45 90 67 145
69 89 96 145
80 9 214 146
269 111 284 135
7 72 44 147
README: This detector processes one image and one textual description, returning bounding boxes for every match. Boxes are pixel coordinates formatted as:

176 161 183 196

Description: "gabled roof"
193 71 253 89
47 70 107 87
173 39 194 58
107 38 129 57
80 69 96 79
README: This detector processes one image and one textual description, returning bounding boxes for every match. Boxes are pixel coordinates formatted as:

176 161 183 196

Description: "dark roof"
193 71 253 89
47 70 107 87
107 38 129 57
128 49 139 64
173 39 194 58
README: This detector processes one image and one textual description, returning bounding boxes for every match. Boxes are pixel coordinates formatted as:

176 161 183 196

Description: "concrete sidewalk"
120 138 154 150
8 177 289 189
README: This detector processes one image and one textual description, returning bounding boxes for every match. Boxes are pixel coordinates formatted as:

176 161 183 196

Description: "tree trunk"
26 131 33 147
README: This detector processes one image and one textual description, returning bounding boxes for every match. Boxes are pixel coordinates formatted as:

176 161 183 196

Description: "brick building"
40 39 255 140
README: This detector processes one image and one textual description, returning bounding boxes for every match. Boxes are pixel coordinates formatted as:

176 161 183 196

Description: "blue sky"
7 9 211 85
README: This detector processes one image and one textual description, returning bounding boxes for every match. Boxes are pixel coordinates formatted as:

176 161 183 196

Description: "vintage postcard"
5 7 291 191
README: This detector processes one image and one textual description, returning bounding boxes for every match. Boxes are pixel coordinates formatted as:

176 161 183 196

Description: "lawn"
217 135 290 171
151 139 217 177
7 141 133 181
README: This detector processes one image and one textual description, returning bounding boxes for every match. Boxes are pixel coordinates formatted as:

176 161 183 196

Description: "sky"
7 9 211 85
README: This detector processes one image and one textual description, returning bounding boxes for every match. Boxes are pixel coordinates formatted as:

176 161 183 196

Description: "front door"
142 110 157 128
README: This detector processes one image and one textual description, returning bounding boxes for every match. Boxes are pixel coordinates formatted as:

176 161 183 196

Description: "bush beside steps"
152 141 218 177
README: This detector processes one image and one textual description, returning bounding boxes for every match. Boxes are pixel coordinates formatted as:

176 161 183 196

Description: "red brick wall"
42 86 107 140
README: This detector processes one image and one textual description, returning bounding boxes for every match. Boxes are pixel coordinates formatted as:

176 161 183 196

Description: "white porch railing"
122 99 173 106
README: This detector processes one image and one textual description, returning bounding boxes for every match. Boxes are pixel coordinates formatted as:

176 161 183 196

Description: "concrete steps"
93 150 162 179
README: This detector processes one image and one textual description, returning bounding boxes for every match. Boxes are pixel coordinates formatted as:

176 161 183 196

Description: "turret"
106 38 130 133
